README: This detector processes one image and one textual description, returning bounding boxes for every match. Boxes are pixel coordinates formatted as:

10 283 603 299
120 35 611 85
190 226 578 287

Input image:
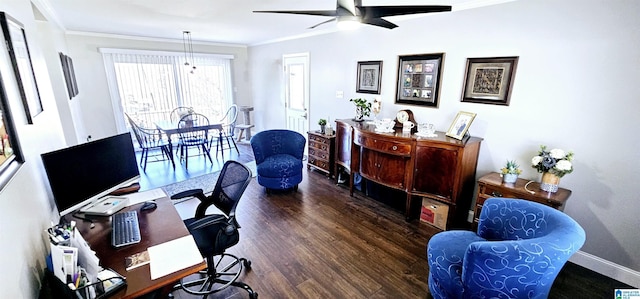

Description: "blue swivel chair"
250 129 305 193
427 197 585 299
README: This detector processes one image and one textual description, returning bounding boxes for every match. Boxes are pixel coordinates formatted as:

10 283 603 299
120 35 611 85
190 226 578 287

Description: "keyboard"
111 210 141 247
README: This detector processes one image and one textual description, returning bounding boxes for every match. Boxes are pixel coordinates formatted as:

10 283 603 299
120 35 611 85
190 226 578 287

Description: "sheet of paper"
71 228 100 282
147 235 203 280
50 243 66 282
126 188 167 206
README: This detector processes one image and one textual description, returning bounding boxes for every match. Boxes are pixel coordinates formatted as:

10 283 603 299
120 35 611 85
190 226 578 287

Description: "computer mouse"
141 201 157 211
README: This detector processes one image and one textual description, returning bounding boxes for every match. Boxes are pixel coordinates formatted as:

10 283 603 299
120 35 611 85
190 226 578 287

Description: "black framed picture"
395 53 444 107
0 12 43 124
59 53 79 99
0 71 25 190
461 56 519 106
356 61 382 94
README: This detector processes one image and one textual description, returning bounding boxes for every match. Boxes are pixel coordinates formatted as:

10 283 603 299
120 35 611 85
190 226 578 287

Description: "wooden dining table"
155 120 223 154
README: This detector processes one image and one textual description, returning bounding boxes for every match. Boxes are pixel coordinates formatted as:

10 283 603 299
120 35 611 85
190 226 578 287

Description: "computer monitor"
41 132 140 216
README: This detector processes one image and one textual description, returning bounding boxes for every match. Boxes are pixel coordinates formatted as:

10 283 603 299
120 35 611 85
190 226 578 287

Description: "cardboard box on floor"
420 197 449 230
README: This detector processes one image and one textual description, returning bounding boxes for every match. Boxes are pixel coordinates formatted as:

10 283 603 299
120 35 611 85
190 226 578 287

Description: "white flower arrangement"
531 145 574 178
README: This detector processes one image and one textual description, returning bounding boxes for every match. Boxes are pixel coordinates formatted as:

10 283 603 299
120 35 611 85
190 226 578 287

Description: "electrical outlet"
336 91 344 98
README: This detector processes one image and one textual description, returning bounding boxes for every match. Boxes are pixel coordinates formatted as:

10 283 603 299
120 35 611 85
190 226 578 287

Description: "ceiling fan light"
337 19 361 30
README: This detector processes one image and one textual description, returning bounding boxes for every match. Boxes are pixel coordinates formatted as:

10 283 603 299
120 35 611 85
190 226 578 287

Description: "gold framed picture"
446 111 476 140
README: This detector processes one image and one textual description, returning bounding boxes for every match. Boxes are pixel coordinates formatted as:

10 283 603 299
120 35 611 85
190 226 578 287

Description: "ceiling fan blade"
338 0 357 16
362 5 452 18
361 18 397 29
253 10 338 17
308 17 337 29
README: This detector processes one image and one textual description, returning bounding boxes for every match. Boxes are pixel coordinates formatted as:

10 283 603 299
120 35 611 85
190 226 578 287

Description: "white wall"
64 34 252 141
0 2 69 297
248 0 640 285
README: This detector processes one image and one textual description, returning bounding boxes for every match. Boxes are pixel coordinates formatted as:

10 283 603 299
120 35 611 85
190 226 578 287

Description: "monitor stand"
79 195 130 216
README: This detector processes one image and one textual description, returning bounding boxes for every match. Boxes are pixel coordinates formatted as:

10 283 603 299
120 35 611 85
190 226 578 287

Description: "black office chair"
126 114 175 171
170 160 257 299
177 113 213 168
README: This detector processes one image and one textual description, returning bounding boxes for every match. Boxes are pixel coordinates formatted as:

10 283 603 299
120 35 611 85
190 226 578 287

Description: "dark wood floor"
138 143 631 299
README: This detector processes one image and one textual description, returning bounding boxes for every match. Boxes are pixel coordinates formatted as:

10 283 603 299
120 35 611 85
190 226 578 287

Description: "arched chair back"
170 106 194 122
125 113 174 171
177 113 212 168
427 197 586 299
213 104 239 158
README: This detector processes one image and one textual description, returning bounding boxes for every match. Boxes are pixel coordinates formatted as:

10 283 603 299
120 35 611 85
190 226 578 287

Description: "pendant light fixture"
182 31 196 73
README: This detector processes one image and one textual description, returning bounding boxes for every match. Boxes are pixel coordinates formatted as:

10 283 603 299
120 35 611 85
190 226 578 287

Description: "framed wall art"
395 53 444 107
0 12 43 124
461 56 518 106
356 61 382 94
446 111 476 140
59 52 79 99
0 69 26 190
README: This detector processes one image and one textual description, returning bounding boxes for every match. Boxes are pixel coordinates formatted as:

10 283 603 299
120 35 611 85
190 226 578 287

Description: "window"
101 49 234 130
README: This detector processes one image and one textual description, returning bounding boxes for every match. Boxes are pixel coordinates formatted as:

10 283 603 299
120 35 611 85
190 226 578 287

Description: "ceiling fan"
253 0 452 29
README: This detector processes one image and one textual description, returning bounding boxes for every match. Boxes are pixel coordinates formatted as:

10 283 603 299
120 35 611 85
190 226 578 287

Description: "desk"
155 120 223 153
70 197 206 298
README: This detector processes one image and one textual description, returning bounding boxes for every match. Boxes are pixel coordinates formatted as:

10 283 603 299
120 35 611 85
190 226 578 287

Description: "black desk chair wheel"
170 160 257 299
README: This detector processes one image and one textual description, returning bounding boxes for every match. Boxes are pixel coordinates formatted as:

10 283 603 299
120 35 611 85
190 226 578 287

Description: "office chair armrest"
170 189 205 201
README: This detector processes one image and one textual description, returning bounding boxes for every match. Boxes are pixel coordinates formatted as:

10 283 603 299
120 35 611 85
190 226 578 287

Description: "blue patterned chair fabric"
427 197 586 299
250 129 305 191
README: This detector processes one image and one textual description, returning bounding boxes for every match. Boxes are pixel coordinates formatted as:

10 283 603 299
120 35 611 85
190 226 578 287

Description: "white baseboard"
569 250 640 288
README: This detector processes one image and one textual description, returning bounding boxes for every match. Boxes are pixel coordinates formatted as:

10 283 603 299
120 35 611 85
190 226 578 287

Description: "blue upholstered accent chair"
427 197 585 299
250 129 305 193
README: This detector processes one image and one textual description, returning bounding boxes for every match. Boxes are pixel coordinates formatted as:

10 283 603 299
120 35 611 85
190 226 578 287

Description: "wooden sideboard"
335 119 483 228
473 172 571 230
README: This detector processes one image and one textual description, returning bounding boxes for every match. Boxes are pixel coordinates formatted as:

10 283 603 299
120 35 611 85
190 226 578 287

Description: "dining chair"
125 114 175 171
177 113 213 168
212 104 239 159
170 106 194 122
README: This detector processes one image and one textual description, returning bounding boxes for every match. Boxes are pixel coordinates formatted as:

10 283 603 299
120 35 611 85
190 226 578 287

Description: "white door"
283 53 310 140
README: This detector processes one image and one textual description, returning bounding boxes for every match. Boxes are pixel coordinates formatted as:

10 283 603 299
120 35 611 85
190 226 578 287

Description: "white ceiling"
35 0 516 46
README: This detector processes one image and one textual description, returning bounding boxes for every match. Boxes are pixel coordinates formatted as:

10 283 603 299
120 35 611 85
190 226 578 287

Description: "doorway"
283 53 310 141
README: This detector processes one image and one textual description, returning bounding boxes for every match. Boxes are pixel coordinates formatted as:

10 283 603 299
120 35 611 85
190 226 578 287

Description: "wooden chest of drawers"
473 172 571 230
307 131 335 177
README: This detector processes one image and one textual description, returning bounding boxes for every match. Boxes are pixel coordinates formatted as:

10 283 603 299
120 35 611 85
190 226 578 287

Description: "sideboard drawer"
354 133 411 156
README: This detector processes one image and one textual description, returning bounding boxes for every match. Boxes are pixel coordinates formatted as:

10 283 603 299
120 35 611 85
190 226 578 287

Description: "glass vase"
540 172 560 193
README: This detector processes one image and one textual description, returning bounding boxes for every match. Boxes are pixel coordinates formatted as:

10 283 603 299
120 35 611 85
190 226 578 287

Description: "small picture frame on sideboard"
446 111 476 140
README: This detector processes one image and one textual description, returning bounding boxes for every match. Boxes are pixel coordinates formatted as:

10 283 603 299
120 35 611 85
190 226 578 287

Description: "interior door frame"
283 52 310 140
